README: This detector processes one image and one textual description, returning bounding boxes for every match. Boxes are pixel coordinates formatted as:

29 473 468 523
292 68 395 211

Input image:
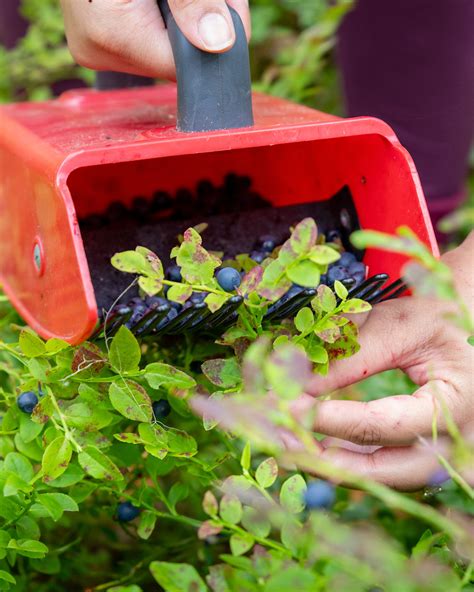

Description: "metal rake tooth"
347 273 389 299
185 307 214 333
349 277 389 303
165 303 208 335
369 279 407 304
341 277 356 288
133 304 171 336
269 288 317 322
202 296 244 333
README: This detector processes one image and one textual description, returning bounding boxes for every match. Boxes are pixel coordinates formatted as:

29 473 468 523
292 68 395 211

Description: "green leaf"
294 307 314 333
138 275 163 296
167 283 192 304
109 326 141 373
45 338 70 354
108 587 143 592
42 436 72 483
255 457 278 488
137 510 157 540
19 330 45 357
280 475 306 513
111 250 148 274
306 341 328 364
205 292 229 313
315 284 337 313
287 260 320 287
150 561 207 592
263 566 318 592
175 227 221 284
468 335 474 346
64 401 114 432
4 474 32 497
7 539 48 559
19 415 43 443
334 280 348 300
202 491 218 517
168 482 189 511
229 533 254 556
240 442 251 472
4 453 34 482
145 363 196 390
309 244 341 265
241 506 271 539
46 463 84 488
78 446 123 481
30 555 61 575
36 493 78 521
289 218 318 255
167 429 197 457
109 380 152 422
220 494 242 525
136 246 164 277
341 298 372 314
264 344 312 399
0 571 15 585
201 358 241 388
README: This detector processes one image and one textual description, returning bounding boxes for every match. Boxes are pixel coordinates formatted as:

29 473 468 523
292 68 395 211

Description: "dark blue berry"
152 399 172 420
117 501 140 522
257 235 277 253
339 252 357 267
304 480 335 510
145 295 168 309
320 274 328 285
151 191 172 211
131 196 149 218
348 261 366 275
17 391 39 414
216 267 241 292
327 265 348 284
166 265 182 283
190 292 206 304
250 251 265 264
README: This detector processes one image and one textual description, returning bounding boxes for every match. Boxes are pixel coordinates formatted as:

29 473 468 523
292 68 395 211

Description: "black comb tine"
208 310 239 334
268 288 317 322
349 277 389 303
185 307 214 333
347 273 389 299
369 278 407 304
165 303 208 335
95 306 133 339
154 306 198 335
265 288 311 322
133 304 171 336
202 296 244 333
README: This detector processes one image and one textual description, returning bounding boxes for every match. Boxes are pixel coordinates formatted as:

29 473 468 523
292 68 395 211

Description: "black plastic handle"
158 0 253 133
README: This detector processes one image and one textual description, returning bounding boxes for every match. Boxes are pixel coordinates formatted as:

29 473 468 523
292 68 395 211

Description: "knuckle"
345 404 383 446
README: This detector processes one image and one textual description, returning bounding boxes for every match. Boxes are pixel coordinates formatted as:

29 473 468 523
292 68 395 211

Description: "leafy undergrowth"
0 222 472 592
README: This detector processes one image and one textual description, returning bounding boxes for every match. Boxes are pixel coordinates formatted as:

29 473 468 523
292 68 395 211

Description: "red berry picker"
0 0 437 345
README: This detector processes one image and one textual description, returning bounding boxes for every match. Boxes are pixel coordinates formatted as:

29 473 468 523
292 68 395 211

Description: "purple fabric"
337 0 474 216
0 0 27 48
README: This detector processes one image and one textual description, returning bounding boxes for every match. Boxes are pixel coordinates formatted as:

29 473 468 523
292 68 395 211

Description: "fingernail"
198 12 233 51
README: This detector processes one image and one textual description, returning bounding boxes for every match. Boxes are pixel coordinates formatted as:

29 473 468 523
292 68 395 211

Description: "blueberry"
256 235 277 253
304 480 335 510
145 295 168 309
106 201 128 222
166 265 182 283
216 267 241 292
348 261 366 275
250 251 265 264
352 271 366 285
339 252 357 267
152 399 172 420
320 274 328 285
169 301 183 312
117 501 140 522
17 391 39 414
190 292 206 304
131 196 149 218
327 265 348 285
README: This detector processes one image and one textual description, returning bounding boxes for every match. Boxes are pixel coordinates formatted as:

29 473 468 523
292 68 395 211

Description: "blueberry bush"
0 221 473 591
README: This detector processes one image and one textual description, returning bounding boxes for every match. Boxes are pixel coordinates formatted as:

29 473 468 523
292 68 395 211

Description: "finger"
61 0 176 79
307 298 423 397
169 0 249 53
307 381 456 446
319 440 445 492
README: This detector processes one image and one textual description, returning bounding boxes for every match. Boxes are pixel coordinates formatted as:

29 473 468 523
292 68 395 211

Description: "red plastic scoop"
0 4 437 344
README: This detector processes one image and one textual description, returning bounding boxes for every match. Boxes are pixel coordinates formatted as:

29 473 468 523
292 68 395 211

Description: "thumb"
168 0 250 53
307 298 417 397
